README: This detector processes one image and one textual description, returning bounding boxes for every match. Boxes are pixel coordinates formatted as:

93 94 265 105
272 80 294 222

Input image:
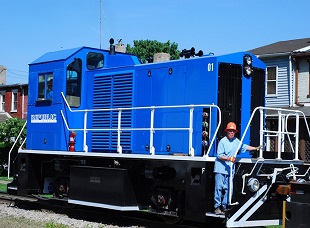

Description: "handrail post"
229 106 260 205
150 107 155 155
205 104 221 157
259 108 264 158
281 115 285 152
294 113 299 160
188 106 194 156
83 111 88 152
277 111 282 160
8 121 27 179
117 109 122 154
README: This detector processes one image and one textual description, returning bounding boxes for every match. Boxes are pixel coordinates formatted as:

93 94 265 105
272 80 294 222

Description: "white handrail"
60 93 221 156
189 106 194 156
228 106 310 205
150 107 155 155
83 112 88 152
117 110 122 154
234 106 310 159
8 121 27 179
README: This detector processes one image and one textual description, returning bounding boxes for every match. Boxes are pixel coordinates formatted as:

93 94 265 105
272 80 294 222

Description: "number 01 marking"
208 63 214 72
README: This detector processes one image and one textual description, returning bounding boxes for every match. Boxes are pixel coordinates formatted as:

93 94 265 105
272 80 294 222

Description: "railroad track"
0 192 37 205
0 192 210 228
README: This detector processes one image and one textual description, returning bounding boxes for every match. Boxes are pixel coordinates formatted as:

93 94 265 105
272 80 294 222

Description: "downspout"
290 55 295 106
19 85 25 119
22 87 24 119
293 57 303 106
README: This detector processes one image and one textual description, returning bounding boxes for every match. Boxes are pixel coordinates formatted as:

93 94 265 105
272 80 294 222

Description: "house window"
38 73 53 100
266 66 277 95
0 91 5 111
11 89 18 112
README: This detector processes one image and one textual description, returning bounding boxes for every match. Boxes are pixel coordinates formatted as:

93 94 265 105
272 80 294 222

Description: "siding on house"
250 38 310 109
297 58 310 103
263 56 291 107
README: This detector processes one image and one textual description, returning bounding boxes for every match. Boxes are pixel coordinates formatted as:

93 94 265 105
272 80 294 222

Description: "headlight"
243 54 253 76
244 55 252 65
297 178 306 183
247 178 260 192
244 66 253 76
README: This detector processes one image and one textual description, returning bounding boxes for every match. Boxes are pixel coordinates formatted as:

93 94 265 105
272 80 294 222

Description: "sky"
1 0 310 85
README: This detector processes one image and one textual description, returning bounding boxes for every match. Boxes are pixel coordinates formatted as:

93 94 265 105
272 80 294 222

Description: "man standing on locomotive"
213 122 260 215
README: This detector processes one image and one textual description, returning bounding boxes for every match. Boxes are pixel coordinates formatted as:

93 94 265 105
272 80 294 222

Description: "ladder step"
205 212 225 218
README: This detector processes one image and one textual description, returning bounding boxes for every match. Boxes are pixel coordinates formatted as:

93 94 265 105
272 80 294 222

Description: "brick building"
0 84 28 122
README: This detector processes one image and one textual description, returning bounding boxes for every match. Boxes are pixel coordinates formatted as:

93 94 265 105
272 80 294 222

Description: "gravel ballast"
0 203 141 228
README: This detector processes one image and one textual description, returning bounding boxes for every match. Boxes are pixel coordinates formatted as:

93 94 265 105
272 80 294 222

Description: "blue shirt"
46 90 53 100
213 136 248 175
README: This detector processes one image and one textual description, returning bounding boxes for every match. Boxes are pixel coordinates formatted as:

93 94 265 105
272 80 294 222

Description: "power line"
7 68 28 73
6 69 28 77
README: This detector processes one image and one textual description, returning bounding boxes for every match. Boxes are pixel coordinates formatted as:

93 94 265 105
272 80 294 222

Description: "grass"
46 222 69 228
38 194 54 199
0 176 11 193
0 183 7 192
0 176 11 181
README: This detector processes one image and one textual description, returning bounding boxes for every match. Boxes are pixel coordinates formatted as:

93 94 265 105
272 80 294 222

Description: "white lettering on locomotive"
31 114 57 123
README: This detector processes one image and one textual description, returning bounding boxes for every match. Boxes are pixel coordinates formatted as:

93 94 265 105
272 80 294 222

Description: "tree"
0 118 26 165
126 40 180 63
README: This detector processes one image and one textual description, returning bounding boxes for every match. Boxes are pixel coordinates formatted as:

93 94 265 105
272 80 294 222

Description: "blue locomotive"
8 41 310 227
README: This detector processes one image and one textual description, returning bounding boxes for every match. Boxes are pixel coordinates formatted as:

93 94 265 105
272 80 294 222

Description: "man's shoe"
214 207 224 215
222 207 228 212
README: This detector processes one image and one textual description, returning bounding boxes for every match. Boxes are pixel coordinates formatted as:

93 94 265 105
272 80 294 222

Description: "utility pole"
0 66 6 85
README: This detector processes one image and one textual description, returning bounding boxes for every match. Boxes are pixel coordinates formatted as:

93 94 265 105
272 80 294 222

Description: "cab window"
38 73 53 100
66 58 82 107
87 52 104 70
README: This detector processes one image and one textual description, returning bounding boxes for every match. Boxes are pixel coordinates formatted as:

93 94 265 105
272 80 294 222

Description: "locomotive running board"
7 186 17 191
205 212 225 218
68 199 139 211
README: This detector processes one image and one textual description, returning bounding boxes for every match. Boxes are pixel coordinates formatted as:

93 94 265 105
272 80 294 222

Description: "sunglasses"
227 130 236 133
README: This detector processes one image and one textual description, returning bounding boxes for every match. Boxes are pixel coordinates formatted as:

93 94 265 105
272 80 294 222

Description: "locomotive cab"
27 47 140 152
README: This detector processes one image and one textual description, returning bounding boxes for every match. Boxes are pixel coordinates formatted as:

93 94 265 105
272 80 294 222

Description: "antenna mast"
100 0 102 49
